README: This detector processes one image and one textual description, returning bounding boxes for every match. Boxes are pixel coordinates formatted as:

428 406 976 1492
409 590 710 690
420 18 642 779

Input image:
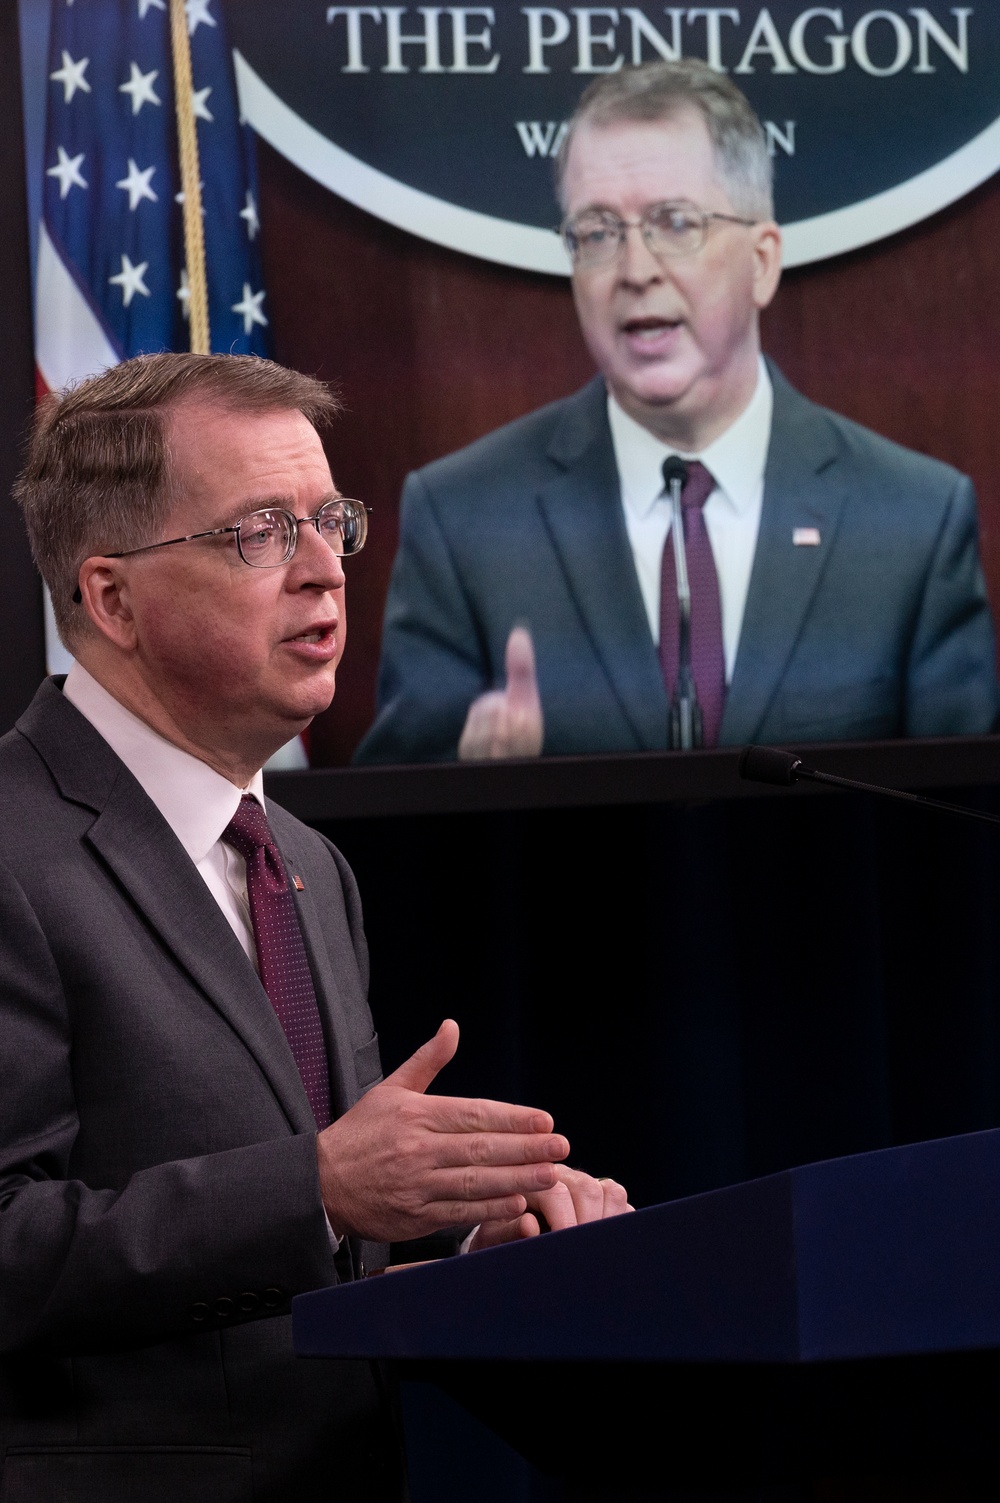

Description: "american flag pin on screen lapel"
793 527 821 546
292 876 305 892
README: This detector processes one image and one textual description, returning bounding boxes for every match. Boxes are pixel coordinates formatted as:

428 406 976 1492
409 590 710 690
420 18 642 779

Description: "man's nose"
617 221 664 288
292 518 347 589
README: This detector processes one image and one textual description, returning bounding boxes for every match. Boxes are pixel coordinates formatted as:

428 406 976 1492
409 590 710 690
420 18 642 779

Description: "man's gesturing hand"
458 626 544 761
316 1019 569 1243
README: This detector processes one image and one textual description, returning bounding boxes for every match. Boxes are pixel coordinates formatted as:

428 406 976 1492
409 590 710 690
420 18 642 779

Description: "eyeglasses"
106 497 369 569
560 199 758 270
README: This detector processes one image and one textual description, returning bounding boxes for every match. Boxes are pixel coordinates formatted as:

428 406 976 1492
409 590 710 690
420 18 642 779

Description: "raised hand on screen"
458 626 544 761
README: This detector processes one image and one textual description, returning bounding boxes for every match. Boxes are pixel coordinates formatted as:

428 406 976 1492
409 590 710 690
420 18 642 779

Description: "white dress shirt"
63 661 262 965
608 357 773 683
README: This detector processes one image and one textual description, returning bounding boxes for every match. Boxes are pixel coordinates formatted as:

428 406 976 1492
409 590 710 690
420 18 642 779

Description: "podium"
294 1129 1000 1489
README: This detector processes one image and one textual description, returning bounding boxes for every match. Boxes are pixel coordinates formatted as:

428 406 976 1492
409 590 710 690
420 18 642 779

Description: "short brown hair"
557 59 773 220
15 352 340 650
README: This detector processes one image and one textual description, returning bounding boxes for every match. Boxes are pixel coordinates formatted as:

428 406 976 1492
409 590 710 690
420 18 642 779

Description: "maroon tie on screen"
658 459 726 747
222 796 332 1129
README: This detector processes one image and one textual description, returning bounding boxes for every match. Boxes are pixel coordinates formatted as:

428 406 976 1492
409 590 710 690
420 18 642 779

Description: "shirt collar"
63 661 265 864
609 356 773 521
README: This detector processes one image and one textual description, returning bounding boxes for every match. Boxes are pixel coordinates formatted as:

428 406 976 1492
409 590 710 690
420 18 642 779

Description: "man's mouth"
284 622 338 656
621 316 682 342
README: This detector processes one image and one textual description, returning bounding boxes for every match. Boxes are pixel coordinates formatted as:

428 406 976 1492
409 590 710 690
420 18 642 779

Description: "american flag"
33 1 307 767
38 0 270 391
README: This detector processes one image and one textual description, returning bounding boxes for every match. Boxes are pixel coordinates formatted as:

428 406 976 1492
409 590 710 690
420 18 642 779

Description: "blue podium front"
294 1129 1000 1487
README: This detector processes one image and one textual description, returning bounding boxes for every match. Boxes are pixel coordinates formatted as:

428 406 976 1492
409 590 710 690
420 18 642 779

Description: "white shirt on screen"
608 356 773 683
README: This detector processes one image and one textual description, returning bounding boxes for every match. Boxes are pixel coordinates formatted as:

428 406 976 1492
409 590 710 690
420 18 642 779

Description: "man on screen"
0 353 628 1502
357 59 999 764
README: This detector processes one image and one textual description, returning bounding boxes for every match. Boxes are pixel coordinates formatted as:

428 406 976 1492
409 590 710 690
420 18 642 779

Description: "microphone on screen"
738 746 804 785
663 455 703 751
738 745 1000 831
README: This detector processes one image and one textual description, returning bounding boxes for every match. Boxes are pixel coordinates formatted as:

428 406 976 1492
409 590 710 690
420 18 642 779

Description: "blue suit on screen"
356 364 999 763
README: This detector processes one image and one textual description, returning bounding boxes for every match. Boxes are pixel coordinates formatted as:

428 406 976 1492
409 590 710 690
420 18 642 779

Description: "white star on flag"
47 145 87 198
116 158 158 211
239 191 260 240
119 62 161 115
109 253 151 307
185 0 216 35
137 0 166 14
192 86 214 122
50 50 91 104
232 282 267 334
177 268 191 320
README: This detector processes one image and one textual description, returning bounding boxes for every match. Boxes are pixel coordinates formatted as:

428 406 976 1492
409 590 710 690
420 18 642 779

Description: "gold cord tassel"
169 0 210 354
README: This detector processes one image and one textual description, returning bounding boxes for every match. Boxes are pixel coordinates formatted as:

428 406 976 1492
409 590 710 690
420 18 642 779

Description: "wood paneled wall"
257 142 1000 766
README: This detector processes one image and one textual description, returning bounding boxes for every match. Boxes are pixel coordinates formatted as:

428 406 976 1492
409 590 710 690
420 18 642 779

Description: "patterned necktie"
222 795 332 1129
658 459 726 747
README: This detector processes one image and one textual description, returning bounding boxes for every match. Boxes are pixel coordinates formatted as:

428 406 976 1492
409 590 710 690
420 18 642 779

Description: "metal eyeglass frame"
71 498 369 603
560 199 758 268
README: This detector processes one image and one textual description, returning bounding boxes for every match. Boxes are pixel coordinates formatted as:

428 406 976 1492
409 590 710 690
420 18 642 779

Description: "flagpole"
169 0 210 354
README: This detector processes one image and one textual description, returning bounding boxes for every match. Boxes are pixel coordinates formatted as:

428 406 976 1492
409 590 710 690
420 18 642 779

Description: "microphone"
663 455 703 751
738 745 1000 831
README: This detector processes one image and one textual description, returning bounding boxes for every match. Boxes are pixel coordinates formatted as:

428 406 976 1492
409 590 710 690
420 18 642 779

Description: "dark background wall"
324 785 1000 1216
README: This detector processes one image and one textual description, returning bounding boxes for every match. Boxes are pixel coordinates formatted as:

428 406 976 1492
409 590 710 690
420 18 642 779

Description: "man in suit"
357 60 998 764
0 353 628 1502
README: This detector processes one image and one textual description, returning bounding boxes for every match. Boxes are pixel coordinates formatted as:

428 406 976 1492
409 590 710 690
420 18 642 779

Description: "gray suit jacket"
357 366 999 762
0 682 402 1503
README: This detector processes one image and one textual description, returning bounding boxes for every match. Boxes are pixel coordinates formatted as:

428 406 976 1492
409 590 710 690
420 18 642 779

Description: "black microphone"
662 455 703 750
661 454 689 492
738 745 1000 830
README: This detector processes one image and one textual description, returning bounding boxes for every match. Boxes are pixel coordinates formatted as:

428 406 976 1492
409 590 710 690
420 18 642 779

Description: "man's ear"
76 557 138 651
751 220 783 312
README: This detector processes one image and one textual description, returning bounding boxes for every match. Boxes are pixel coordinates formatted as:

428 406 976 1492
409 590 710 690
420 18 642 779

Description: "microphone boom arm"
738 744 1000 831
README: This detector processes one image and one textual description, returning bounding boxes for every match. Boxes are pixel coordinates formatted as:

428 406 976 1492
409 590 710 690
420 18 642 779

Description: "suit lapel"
538 380 668 751
19 683 317 1135
720 369 847 746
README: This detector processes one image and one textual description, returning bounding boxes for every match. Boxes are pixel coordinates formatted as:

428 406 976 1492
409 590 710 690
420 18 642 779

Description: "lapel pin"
292 875 305 892
793 527 821 546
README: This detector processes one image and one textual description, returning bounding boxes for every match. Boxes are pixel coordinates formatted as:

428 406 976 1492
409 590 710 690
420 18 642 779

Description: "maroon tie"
222 796 332 1129
658 459 726 747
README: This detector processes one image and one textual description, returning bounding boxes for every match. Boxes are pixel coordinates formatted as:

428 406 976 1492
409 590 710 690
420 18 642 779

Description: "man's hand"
467 1168 633 1252
316 1020 569 1243
458 627 543 760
